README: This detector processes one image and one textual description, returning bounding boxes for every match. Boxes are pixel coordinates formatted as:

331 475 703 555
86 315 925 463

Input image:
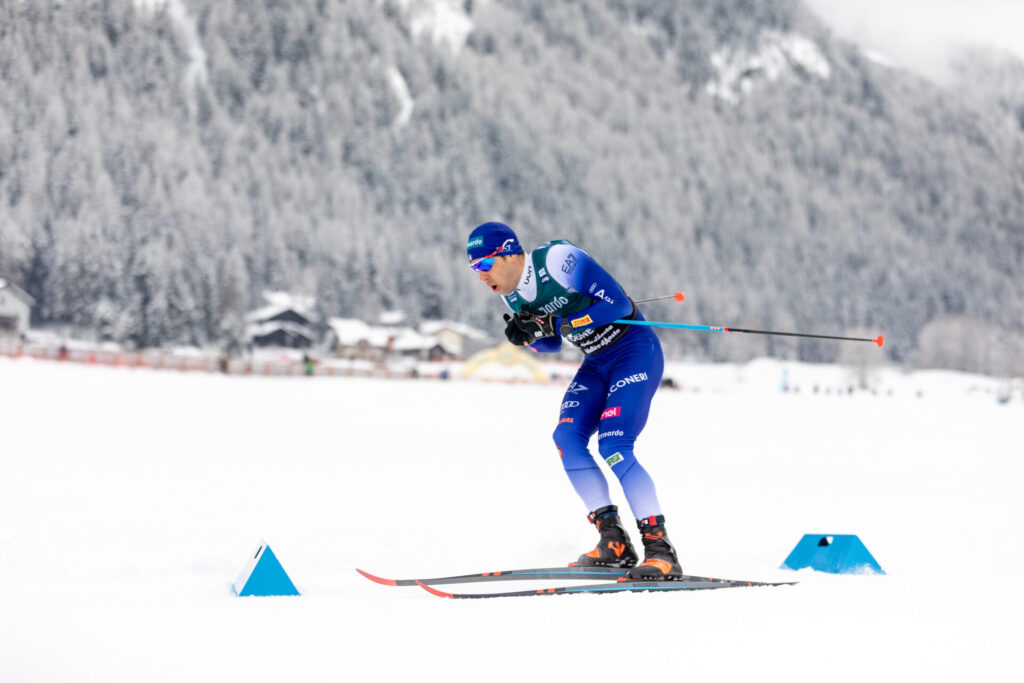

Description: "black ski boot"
574 505 638 568
626 515 683 580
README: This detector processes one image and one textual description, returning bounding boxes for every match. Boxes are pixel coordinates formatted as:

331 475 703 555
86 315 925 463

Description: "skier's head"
466 222 522 263
467 221 525 296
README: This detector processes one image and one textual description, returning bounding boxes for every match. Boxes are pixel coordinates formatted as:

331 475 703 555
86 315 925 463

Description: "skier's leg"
594 334 682 579
594 335 665 519
552 364 609 512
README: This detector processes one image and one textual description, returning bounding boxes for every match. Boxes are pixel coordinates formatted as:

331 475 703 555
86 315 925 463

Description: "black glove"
518 306 557 338
504 314 533 346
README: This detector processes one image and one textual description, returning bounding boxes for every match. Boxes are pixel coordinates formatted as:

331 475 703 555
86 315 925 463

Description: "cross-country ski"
356 565 795 598
355 565 626 586
414 576 797 599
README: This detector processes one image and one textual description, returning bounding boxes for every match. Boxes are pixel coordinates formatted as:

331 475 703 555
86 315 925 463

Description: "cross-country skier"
467 221 682 579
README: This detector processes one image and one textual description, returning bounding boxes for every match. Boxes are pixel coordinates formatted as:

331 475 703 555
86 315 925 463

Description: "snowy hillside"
2 0 1023 364
1 357 1021 681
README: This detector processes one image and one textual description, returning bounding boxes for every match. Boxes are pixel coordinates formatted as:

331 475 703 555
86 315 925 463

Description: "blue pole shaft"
613 319 884 347
614 319 726 333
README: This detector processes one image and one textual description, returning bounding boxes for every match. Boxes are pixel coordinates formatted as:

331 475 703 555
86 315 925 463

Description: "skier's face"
474 254 522 296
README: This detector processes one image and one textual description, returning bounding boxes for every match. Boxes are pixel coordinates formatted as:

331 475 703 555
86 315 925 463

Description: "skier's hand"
504 314 533 346
517 306 557 338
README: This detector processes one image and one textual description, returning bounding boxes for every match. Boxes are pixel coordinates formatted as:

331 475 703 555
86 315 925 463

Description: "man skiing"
467 221 682 580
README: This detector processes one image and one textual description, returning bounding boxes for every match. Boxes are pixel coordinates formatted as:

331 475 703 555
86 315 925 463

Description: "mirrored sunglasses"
470 256 498 272
469 243 505 272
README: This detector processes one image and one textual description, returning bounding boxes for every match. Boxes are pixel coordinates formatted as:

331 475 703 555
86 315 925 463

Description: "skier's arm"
545 245 633 333
502 302 562 352
528 334 563 353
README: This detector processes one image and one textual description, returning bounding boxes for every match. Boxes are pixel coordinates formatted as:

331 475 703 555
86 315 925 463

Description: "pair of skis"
356 564 796 599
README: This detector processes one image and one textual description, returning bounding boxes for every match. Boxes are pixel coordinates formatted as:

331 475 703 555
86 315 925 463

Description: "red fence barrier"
0 344 441 380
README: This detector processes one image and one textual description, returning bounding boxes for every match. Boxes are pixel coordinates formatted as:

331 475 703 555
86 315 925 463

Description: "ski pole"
634 291 685 305
613 319 884 347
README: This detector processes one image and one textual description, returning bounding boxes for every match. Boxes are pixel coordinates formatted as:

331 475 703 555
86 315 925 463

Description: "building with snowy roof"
326 318 461 362
390 327 450 361
325 318 392 361
0 278 35 339
245 291 317 349
417 320 491 358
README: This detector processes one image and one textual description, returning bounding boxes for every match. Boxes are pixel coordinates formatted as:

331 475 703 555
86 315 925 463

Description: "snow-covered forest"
1 0 1022 371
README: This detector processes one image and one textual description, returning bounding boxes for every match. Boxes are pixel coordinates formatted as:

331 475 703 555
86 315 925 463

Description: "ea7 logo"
600 406 621 420
566 382 588 395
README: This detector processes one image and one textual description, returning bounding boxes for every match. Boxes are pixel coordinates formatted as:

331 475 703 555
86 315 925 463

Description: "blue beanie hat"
466 222 523 261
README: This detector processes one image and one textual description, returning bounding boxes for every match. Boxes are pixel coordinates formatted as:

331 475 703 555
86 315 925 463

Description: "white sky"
803 0 1024 82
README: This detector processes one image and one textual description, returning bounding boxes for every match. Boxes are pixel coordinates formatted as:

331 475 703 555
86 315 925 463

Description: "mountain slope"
1 0 1021 365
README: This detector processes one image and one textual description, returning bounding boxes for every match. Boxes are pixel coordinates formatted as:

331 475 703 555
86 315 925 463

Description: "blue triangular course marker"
232 542 300 596
781 534 885 575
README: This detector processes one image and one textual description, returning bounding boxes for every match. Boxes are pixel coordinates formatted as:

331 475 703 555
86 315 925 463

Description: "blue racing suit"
502 241 665 520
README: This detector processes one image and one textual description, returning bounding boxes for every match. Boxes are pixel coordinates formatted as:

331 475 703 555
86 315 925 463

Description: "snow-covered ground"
1 356 1021 682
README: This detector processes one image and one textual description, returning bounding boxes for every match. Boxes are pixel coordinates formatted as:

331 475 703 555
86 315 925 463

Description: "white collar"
514 251 538 301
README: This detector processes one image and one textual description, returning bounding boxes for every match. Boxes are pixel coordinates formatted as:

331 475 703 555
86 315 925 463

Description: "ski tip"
874 334 885 348
674 291 685 302
355 568 398 586
415 580 454 598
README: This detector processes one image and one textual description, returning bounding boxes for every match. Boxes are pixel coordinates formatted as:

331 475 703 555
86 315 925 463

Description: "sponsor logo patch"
562 252 579 275
468 237 483 248
598 430 625 439
539 296 570 314
561 400 581 411
559 417 574 424
566 381 588 395
600 406 621 420
571 315 593 328
607 372 650 394
604 452 624 467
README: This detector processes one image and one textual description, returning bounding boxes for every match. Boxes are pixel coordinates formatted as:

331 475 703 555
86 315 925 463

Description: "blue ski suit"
502 241 665 520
